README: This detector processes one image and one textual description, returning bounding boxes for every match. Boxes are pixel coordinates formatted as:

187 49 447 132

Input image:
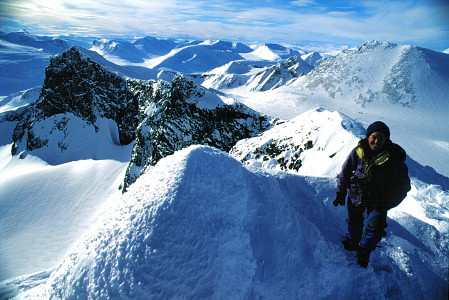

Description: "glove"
333 192 346 206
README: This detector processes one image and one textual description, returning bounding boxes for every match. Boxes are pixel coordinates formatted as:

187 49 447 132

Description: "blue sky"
1 0 448 51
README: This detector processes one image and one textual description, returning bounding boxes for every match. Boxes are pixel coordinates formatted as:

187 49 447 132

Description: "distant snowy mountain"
0 30 69 53
201 55 313 92
148 42 246 73
0 31 70 96
0 31 313 97
132 36 180 57
91 38 148 63
299 41 449 109
301 51 327 67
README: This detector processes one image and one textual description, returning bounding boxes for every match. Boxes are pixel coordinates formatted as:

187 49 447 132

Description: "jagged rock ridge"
123 75 273 190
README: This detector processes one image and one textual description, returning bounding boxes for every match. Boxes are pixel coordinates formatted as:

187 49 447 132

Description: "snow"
241 45 281 61
185 90 226 109
0 32 448 299
231 108 365 177
0 87 41 113
15 114 131 165
0 157 128 281
3 145 445 299
0 112 133 284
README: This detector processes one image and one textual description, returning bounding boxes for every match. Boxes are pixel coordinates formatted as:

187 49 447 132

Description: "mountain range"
0 31 448 299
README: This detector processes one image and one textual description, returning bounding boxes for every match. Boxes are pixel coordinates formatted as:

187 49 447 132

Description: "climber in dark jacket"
333 121 411 268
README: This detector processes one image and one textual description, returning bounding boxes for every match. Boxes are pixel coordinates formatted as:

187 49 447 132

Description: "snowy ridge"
301 52 327 67
13 145 447 299
230 108 365 177
201 56 313 92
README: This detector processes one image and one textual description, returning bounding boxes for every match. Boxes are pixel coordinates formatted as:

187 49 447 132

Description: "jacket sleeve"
337 149 358 197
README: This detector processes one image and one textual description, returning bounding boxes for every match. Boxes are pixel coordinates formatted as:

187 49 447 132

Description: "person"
333 121 411 268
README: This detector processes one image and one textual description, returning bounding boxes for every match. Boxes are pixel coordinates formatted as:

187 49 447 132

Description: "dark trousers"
347 200 387 252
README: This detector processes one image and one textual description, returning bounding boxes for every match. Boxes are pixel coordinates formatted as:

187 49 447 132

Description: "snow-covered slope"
90 39 148 64
0 31 70 96
0 87 41 114
230 108 365 177
0 146 131 282
7 145 446 299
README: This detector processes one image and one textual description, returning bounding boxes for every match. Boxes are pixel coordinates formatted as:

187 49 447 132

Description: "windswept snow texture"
21 146 447 299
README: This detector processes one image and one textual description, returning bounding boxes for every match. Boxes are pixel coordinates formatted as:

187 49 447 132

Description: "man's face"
368 132 386 153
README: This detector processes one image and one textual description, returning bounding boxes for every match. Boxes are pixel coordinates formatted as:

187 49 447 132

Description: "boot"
341 237 359 251
357 247 371 268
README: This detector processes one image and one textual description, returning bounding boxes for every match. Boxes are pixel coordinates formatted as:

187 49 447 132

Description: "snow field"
0 156 129 282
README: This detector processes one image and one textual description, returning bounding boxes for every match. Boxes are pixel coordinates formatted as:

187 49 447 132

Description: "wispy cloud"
0 0 448 51
291 0 317 7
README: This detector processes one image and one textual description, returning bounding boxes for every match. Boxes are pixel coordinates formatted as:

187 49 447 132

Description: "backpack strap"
355 146 390 176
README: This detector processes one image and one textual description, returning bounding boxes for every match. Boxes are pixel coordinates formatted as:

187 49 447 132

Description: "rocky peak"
35 46 138 144
250 55 313 91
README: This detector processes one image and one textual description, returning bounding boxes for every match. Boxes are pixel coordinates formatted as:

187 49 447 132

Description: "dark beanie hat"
366 121 390 140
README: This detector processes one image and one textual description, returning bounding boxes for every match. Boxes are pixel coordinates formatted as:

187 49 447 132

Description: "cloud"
291 0 317 6
0 0 447 51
